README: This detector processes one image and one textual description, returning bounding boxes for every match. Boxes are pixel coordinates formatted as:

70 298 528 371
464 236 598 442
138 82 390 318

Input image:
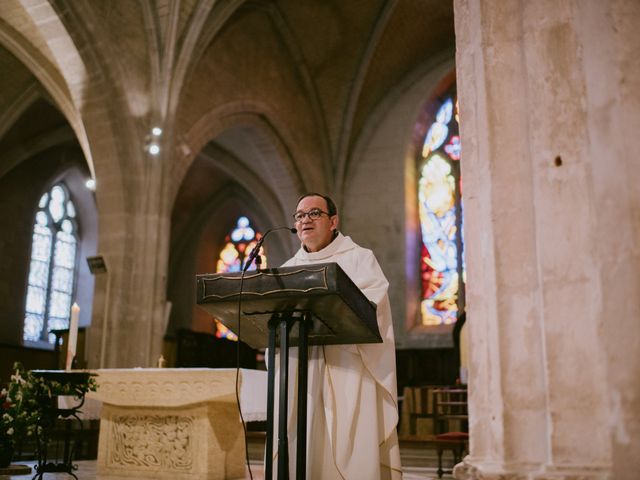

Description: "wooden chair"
399 385 468 478
406 385 438 435
432 387 468 478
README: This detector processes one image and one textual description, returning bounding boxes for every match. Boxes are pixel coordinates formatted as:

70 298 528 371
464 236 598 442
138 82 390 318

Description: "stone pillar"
97 160 171 369
453 1 640 478
84 118 173 370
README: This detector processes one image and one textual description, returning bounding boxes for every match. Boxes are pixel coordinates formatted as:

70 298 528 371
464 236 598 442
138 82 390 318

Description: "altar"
86 368 267 480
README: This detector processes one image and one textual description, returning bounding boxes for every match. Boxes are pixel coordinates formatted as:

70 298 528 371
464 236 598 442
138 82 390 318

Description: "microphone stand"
235 225 297 479
243 226 296 272
243 235 267 272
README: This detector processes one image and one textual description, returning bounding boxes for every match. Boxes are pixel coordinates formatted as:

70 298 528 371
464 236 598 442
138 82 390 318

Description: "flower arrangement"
0 363 98 448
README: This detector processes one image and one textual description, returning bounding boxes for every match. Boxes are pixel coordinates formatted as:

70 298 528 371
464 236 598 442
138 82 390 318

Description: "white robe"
271 233 402 479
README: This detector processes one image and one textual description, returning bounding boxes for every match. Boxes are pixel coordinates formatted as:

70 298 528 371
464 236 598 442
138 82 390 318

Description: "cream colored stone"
454 0 640 479
88 368 266 480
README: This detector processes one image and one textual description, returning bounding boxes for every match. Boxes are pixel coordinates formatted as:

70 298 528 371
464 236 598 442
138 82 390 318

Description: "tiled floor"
1 462 455 479
1 441 457 479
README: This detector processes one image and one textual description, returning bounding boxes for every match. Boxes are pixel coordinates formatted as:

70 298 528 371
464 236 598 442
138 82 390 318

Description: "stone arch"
176 100 312 211
168 0 332 182
166 0 244 117
332 0 398 197
167 177 290 336
0 82 41 139
0 4 132 265
199 143 290 238
0 93 77 179
0 20 95 180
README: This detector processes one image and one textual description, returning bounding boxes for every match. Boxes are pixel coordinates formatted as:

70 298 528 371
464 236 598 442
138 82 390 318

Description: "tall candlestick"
66 303 80 370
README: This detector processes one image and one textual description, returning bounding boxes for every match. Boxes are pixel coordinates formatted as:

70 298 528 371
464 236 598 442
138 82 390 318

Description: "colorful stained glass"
23 184 78 344
422 123 448 157
436 98 454 124
422 98 457 158
217 243 240 272
214 216 266 340
230 216 255 243
418 95 464 326
444 135 461 161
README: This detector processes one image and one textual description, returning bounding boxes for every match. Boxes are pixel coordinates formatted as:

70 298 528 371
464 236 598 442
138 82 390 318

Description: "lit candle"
66 303 80 370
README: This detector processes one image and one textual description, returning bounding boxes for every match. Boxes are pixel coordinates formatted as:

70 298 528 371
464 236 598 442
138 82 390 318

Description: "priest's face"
294 195 339 252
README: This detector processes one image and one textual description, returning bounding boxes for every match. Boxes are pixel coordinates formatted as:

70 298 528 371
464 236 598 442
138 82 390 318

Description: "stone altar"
86 368 267 480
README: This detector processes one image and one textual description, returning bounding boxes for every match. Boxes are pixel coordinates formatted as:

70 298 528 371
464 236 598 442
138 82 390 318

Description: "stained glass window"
418 95 465 326
214 216 266 340
24 184 78 344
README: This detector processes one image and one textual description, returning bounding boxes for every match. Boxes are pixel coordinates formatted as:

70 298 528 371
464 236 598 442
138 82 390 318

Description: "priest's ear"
329 214 339 232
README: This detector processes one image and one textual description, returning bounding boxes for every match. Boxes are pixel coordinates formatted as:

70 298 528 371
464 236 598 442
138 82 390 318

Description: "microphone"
235 226 295 477
242 226 297 272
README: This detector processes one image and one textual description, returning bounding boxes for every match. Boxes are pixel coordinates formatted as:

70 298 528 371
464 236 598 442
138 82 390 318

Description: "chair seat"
402 386 469 479
435 431 469 441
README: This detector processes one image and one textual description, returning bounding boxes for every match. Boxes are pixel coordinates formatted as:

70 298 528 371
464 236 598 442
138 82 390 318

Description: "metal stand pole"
277 317 290 479
265 316 277 480
264 312 311 480
295 313 309 479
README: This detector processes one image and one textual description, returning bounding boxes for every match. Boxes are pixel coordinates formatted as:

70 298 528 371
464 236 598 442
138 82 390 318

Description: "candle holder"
50 329 87 370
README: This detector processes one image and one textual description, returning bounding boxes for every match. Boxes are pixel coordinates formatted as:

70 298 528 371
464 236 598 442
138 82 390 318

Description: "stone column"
453 1 640 478
96 152 172 369
84 114 173 370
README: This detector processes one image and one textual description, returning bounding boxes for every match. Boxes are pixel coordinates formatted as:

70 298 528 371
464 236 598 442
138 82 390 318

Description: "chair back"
403 384 448 435
432 387 468 435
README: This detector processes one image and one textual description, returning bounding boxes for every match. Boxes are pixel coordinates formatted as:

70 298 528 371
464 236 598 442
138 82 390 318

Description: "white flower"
6 427 14 435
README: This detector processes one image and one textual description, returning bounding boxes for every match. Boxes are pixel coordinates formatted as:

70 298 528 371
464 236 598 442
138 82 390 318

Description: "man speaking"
272 193 402 479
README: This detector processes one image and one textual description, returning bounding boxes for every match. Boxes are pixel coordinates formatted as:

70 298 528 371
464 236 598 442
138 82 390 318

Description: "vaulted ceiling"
0 0 454 194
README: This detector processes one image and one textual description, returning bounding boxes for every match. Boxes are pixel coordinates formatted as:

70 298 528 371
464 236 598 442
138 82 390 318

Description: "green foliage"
0 363 97 447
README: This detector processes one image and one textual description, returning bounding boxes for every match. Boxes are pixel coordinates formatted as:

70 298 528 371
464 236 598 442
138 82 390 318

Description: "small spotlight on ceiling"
149 144 161 155
85 178 96 191
151 127 162 136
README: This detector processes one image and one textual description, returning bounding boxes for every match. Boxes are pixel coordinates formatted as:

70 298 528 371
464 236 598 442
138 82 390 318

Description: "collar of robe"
295 232 355 261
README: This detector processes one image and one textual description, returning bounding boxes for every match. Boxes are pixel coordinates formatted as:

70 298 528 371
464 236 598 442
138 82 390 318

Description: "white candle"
66 303 80 370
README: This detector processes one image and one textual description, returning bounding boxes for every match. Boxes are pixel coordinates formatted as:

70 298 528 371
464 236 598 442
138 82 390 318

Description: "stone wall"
454 0 640 478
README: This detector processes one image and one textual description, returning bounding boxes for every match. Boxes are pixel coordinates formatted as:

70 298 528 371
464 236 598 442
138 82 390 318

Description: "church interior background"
0 1 638 478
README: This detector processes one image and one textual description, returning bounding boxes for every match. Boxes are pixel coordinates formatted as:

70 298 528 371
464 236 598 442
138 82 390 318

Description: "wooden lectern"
196 263 382 480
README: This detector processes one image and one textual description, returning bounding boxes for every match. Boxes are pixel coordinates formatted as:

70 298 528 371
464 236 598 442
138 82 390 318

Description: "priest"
271 193 402 479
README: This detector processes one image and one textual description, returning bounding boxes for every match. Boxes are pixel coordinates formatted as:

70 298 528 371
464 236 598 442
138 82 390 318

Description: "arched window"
23 184 78 344
418 94 465 326
214 216 266 340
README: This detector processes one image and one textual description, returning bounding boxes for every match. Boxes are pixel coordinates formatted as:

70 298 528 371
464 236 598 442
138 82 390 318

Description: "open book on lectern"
195 262 382 349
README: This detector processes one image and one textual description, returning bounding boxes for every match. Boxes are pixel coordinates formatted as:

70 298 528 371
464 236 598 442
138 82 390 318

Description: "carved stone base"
88 369 266 480
453 457 612 480
97 403 244 480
